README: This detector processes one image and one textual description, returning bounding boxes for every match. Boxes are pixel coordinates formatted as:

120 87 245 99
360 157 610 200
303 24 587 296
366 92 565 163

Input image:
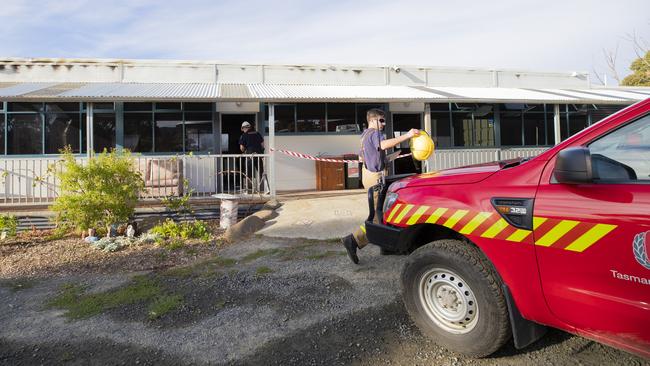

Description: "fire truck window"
589 114 650 182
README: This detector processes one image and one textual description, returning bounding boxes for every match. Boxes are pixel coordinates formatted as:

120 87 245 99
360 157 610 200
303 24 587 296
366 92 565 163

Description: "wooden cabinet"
315 159 345 191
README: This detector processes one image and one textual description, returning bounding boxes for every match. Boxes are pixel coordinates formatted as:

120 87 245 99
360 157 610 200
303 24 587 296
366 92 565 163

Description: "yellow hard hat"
410 131 435 161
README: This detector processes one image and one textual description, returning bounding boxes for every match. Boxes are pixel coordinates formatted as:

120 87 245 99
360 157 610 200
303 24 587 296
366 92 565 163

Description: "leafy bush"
51 148 144 235
150 219 211 241
0 214 18 238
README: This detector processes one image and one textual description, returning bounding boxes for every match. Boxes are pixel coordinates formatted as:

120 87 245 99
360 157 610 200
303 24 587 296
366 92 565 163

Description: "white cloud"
0 0 648 83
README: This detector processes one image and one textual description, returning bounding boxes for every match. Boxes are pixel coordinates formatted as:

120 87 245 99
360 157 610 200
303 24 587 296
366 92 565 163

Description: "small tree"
621 50 650 86
51 148 144 236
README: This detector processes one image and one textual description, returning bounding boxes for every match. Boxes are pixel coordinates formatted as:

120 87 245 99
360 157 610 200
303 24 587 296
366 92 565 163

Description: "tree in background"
594 30 648 86
621 50 650 86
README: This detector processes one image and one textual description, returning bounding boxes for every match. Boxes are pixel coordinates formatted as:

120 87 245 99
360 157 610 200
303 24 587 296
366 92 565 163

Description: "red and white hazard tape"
270 148 412 163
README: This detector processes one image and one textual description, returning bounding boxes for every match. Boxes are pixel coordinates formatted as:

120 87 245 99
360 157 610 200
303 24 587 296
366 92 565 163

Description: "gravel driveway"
1 236 648 366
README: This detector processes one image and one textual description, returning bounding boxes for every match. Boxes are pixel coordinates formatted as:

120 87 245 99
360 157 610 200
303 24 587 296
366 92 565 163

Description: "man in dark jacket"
238 121 265 190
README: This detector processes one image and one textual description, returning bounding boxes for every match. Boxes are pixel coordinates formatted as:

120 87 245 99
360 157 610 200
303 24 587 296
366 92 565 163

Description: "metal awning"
0 82 648 104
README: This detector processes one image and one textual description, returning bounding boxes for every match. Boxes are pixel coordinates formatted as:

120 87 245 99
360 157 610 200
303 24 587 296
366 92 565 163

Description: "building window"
431 103 451 148
0 102 5 154
7 113 43 154
523 105 547 146
499 104 548 146
452 104 495 147
327 103 357 133
185 111 213 152
45 103 82 154
270 104 296 133
124 103 154 152
92 112 116 153
154 112 183 152
297 103 326 132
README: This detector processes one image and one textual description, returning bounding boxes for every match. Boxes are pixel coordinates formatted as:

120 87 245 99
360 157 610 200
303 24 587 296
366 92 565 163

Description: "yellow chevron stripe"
506 217 548 242
425 208 448 224
535 220 579 247
386 204 402 223
443 210 469 228
564 224 617 252
533 217 548 229
481 218 509 238
394 204 414 224
406 205 430 225
359 225 366 234
506 229 531 242
459 212 492 235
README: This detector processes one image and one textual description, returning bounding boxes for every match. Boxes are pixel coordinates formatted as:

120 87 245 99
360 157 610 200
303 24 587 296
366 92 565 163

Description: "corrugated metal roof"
58 83 220 99
0 82 58 97
247 84 445 101
0 82 647 104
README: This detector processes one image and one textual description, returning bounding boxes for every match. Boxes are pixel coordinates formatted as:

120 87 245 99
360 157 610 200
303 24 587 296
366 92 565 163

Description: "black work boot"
342 235 359 265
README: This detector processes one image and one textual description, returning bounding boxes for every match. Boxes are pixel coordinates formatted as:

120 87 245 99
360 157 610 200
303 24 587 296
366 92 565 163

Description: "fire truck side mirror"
553 147 594 184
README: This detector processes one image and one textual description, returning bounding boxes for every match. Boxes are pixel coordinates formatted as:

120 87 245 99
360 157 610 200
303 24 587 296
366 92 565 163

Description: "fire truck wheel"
401 239 511 357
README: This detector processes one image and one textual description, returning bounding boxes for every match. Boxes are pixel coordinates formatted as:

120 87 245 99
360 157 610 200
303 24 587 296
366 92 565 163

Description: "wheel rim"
418 268 479 334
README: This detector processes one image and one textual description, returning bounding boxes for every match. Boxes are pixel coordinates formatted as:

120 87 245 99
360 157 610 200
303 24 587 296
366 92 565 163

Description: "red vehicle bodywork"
383 99 650 357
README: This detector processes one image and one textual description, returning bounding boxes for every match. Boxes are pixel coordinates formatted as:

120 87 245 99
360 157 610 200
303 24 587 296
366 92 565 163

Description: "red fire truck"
365 98 650 358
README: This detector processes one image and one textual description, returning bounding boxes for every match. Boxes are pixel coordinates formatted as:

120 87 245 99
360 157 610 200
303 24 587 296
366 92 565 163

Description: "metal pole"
423 103 432 172
86 102 94 157
553 104 561 145
268 103 276 196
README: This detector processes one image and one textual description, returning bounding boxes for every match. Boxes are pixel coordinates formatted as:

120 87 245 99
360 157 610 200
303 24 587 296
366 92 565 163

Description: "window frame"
585 112 650 185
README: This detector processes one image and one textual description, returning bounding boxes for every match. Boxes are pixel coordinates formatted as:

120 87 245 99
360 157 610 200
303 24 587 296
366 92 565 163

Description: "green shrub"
0 214 18 238
150 219 211 241
51 148 144 235
160 179 193 214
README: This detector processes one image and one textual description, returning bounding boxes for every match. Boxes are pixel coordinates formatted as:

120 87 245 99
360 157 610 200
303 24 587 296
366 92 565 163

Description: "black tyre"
401 239 511 357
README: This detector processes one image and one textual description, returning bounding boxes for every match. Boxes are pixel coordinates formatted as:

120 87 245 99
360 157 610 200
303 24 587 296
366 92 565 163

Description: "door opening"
392 113 423 175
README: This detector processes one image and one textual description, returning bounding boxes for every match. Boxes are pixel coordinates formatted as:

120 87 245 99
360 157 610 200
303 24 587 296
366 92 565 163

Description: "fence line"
1 154 270 206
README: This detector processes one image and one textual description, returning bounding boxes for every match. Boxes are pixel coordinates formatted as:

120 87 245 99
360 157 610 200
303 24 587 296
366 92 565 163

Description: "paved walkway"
259 192 368 240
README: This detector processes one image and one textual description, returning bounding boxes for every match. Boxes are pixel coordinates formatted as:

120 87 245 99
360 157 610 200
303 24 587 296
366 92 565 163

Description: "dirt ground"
0 235 648 366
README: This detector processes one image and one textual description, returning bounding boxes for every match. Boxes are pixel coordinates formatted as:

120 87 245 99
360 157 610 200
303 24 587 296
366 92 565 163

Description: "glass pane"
7 113 43 154
568 111 588 136
591 105 627 123
93 113 116 153
8 102 42 113
589 113 650 181
46 102 79 113
91 102 114 110
45 112 81 154
124 112 153 152
0 114 4 154
452 114 471 147
523 112 546 146
155 102 181 110
327 103 357 133
297 103 325 132
185 112 213 152
473 117 495 147
271 104 295 133
432 112 451 148
500 111 522 146
184 102 213 112
124 102 152 112
154 112 183 152
430 103 449 112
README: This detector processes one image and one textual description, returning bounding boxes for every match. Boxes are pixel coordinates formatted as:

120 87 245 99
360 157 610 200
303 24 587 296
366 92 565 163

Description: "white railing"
427 147 550 171
0 154 270 206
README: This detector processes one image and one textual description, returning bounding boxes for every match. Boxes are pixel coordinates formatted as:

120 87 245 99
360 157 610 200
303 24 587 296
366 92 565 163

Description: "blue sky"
1 0 648 84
